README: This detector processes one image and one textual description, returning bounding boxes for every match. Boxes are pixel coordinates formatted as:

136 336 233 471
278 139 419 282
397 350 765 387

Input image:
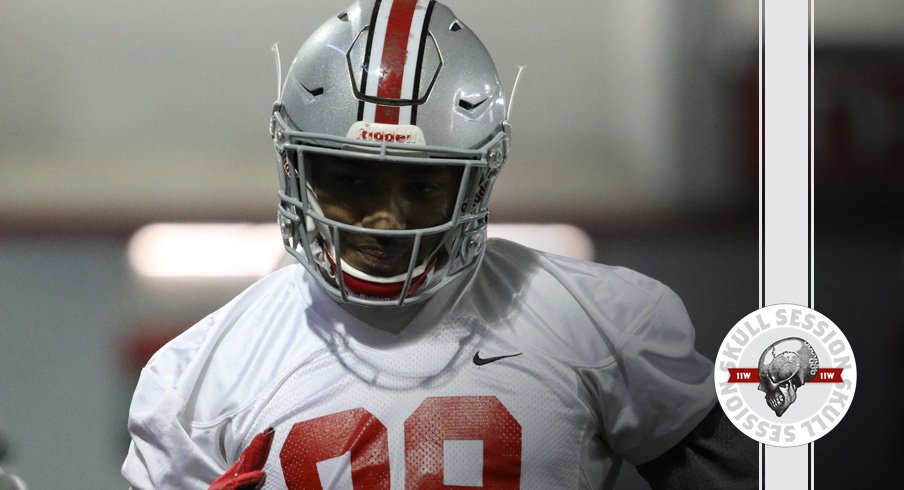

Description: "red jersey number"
279 396 522 489
280 407 391 489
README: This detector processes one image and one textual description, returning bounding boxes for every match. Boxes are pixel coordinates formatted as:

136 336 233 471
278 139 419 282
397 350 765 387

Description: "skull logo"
757 337 819 417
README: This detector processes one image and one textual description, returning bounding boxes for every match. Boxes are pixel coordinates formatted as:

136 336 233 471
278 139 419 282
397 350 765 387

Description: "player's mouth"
344 240 413 276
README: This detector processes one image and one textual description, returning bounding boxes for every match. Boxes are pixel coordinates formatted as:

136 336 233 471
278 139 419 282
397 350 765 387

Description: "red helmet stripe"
375 105 401 123
377 0 418 101
362 0 431 125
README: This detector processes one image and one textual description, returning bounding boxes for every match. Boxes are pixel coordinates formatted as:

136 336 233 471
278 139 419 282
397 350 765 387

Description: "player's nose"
361 190 406 230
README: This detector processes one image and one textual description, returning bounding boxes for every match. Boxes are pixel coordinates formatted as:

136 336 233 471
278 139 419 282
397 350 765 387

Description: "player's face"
309 153 462 277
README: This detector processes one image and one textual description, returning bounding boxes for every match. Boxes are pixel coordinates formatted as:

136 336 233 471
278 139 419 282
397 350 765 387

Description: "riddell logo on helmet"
346 122 427 146
358 128 415 143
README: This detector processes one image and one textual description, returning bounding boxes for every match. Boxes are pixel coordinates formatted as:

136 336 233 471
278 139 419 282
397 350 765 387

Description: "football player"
122 0 756 488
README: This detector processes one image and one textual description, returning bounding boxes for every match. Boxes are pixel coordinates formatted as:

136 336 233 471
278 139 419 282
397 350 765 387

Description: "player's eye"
406 182 443 196
335 175 366 187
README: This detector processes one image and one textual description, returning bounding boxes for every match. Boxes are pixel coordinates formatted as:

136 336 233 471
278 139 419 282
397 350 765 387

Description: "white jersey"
122 239 716 489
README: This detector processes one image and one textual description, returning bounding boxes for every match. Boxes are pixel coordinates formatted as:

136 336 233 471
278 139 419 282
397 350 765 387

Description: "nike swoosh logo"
473 351 522 366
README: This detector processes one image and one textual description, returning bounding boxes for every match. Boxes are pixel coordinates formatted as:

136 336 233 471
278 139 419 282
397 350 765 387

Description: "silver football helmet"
271 0 511 306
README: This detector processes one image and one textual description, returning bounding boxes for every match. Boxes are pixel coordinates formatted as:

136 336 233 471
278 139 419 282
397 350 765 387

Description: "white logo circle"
714 304 857 447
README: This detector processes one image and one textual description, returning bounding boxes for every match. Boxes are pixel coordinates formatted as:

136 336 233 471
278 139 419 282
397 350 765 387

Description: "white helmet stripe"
361 0 392 122
364 0 393 100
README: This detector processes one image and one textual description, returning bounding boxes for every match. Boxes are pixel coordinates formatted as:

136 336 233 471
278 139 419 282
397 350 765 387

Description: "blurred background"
0 0 901 488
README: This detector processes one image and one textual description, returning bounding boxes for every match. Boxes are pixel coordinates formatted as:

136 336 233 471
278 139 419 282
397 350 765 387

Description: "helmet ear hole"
458 96 488 111
301 83 324 97
449 20 462 31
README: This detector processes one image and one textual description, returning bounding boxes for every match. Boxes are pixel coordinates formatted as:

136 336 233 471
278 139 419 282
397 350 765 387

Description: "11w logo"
727 368 844 383
729 370 837 381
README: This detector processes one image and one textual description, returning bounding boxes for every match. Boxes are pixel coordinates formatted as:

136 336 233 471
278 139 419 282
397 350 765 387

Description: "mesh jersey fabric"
122 238 716 489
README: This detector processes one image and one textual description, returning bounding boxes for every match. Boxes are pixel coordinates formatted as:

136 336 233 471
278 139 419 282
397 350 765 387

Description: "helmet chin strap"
322 245 440 300
339 257 430 284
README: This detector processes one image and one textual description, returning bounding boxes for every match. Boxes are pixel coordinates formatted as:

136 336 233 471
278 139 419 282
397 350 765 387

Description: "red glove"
209 427 275 490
